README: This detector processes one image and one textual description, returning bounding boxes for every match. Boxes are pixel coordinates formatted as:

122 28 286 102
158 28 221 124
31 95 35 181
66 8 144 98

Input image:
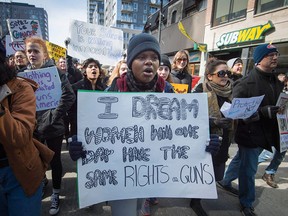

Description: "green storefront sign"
216 21 274 48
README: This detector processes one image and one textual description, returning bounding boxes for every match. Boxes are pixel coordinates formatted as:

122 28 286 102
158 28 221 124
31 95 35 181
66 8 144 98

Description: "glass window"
256 0 286 14
212 0 248 26
134 3 138 12
171 10 177 24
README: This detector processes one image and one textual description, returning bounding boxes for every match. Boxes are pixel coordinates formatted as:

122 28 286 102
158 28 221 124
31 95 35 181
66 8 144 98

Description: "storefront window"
212 0 248 26
255 0 287 14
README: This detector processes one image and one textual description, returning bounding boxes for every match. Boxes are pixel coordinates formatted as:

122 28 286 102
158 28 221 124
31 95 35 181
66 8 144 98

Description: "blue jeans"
0 166 42 216
221 150 240 187
264 149 286 175
238 146 263 208
258 149 274 163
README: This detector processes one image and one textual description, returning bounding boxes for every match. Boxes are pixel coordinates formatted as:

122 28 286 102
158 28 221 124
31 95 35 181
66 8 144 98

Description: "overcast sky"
14 0 87 47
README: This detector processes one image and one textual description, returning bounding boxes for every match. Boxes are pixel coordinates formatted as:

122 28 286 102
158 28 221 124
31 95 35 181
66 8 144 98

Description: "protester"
14 50 28 72
221 43 283 216
6 54 15 68
0 40 54 216
68 33 221 216
157 54 174 93
227 57 243 81
69 58 106 137
170 50 192 93
191 58 234 216
106 59 128 86
24 36 75 215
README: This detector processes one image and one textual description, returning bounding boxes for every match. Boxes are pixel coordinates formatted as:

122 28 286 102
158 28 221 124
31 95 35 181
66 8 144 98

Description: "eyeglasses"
212 70 232 78
265 52 280 59
176 58 187 63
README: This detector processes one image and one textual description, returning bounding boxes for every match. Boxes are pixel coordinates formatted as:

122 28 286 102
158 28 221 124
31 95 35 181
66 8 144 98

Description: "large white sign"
68 20 123 66
5 35 25 56
7 19 42 42
276 93 288 152
18 67 62 111
77 91 217 208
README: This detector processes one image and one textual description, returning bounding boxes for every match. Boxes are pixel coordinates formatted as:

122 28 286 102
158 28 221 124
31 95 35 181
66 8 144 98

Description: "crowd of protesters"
0 31 287 216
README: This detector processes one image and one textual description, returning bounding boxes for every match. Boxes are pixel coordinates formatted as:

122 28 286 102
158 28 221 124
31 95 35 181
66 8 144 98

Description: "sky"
14 0 87 47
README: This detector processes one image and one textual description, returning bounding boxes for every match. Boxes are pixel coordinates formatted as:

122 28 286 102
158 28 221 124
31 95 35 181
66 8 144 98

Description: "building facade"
203 0 288 75
87 0 104 25
0 2 48 40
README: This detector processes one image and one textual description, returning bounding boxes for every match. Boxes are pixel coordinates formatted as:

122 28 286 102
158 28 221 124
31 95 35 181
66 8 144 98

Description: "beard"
0 61 17 86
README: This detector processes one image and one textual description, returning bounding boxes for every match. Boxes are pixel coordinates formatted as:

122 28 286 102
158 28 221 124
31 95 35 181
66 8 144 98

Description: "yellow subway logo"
216 21 274 48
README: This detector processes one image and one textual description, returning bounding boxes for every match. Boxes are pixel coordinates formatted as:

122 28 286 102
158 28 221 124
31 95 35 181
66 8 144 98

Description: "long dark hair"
0 53 17 86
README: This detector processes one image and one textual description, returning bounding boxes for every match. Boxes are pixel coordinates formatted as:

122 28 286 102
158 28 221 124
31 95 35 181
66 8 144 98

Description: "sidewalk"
41 144 288 216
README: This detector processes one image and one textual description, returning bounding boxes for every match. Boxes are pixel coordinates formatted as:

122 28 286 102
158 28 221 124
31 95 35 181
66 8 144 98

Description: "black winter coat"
31 60 76 139
233 67 283 151
171 69 192 93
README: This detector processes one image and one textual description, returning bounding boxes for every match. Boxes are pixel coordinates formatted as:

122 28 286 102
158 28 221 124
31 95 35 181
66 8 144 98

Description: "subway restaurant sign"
216 21 274 48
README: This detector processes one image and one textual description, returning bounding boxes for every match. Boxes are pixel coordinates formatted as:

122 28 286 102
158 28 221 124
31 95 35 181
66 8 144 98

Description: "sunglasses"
212 70 232 78
176 58 187 63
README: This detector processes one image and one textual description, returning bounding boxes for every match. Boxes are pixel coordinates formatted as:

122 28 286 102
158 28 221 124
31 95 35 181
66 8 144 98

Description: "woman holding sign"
192 58 234 216
69 33 221 216
24 37 75 215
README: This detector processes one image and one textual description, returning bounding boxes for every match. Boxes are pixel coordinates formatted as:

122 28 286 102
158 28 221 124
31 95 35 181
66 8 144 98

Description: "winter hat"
227 57 242 69
160 54 171 71
127 33 161 69
253 43 278 64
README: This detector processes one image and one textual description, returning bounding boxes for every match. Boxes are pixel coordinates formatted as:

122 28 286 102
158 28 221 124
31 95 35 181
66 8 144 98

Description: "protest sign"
46 41 66 62
68 20 123 65
221 95 264 119
18 66 61 111
276 93 288 152
5 35 25 56
171 83 189 93
7 19 42 42
77 91 216 208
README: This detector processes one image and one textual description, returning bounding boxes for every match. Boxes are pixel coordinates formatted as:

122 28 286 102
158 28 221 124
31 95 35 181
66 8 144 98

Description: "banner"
68 20 123 65
276 93 288 152
7 19 42 42
46 41 66 62
77 91 216 208
18 66 61 111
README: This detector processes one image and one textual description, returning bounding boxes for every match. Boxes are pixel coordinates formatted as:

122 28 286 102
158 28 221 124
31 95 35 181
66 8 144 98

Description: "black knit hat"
160 54 171 71
127 33 161 69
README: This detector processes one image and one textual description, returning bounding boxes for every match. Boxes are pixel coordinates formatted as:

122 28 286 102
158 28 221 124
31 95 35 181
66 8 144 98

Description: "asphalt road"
41 143 288 216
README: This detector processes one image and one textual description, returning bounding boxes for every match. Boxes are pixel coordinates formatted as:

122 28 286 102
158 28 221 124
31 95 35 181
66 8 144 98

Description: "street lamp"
158 0 163 43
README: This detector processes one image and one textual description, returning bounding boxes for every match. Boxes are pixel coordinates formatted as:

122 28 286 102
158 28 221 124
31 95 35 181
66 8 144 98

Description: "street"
42 143 288 216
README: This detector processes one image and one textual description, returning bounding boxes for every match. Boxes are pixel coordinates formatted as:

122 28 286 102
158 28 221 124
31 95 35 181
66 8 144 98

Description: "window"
143 15 147 24
212 0 248 26
144 5 147 13
256 0 287 14
171 10 177 24
134 3 138 12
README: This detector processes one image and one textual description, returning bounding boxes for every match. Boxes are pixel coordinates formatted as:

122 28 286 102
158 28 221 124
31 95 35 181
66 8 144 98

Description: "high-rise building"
88 0 169 50
0 2 48 40
87 0 104 25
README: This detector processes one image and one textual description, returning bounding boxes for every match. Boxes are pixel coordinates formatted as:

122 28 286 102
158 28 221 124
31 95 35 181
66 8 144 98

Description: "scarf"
116 71 165 92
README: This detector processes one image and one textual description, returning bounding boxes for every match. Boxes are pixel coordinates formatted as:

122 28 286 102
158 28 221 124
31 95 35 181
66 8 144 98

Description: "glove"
210 117 233 129
68 135 86 161
259 105 279 119
243 111 260 124
205 134 222 156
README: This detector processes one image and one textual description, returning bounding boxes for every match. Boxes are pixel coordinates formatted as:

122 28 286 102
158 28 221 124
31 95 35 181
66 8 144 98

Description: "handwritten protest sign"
18 67 61 111
221 95 264 119
276 93 288 152
68 20 123 65
77 91 216 208
5 35 25 56
46 41 66 63
7 19 42 42
171 83 189 93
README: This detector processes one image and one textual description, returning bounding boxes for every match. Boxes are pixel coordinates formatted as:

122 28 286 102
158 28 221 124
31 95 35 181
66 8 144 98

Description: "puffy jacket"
28 59 76 139
171 69 192 93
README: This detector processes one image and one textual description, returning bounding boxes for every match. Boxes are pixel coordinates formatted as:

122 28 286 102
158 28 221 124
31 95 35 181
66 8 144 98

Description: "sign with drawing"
276 93 288 153
76 92 216 208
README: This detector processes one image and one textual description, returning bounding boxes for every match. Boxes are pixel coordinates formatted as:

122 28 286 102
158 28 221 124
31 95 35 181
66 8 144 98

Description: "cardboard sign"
18 67 61 111
46 41 66 62
7 19 42 42
76 91 216 208
276 93 288 152
5 35 25 56
171 83 189 94
68 20 123 65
